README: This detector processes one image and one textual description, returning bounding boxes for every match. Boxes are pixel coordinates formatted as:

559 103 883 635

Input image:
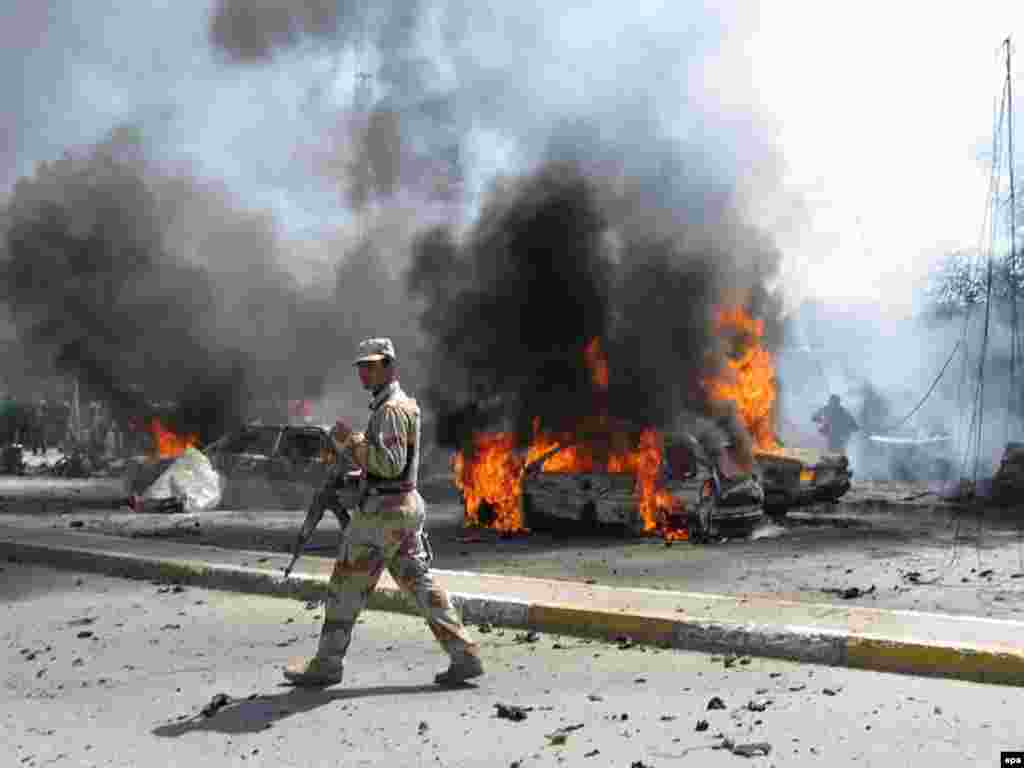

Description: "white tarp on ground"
141 447 223 512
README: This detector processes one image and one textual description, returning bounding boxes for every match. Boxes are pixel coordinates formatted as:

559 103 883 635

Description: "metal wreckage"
0 307 854 545
450 308 853 543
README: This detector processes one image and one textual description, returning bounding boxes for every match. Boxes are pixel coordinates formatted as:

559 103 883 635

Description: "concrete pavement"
4 521 1024 688
9 561 1022 768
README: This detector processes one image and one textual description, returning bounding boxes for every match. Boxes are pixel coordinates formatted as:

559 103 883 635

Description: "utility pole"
1006 36 1020 438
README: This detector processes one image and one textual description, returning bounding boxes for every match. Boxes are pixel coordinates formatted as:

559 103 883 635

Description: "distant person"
31 399 48 455
813 394 860 454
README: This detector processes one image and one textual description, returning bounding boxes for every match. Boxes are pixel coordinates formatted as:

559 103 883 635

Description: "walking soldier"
283 338 483 687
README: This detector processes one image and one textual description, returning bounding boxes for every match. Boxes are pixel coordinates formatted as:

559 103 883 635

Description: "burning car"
754 448 852 516
458 421 765 541
204 423 337 509
520 432 764 539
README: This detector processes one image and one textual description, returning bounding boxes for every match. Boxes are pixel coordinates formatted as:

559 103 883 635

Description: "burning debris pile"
409 161 784 537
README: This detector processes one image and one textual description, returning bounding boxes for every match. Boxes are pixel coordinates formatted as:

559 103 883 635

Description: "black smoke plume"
408 154 785 451
0 130 342 442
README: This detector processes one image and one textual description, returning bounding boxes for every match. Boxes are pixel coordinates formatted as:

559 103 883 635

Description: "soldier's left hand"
331 420 353 444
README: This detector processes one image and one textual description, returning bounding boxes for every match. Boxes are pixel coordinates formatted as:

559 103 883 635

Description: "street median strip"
3 527 1024 687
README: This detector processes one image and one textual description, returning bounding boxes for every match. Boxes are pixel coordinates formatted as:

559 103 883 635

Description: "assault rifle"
283 466 364 579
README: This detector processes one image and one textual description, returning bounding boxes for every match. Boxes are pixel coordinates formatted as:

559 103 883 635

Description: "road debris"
822 687 841 696
587 693 604 702
822 585 876 599
731 741 772 758
477 622 493 633
76 631 94 639
418 721 429 735
67 617 96 627
514 631 540 644
706 696 726 710
494 703 531 721
695 719 709 731
160 624 181 631
201 693 232 717
614 635 636 650
584 749 600 757
746 699 771 712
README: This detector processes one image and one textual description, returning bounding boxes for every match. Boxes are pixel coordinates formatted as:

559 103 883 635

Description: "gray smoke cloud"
0 1 801 461
211 0 461 209
0 127 378 441
208 0 790 454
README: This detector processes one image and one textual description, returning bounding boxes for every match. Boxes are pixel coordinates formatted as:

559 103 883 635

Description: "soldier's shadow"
151 683 448 737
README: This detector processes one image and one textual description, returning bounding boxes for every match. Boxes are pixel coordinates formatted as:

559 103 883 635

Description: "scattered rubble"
514 631 540 644
822 585 876 600
477 622 493 633
695 719 709 732
706 696 726 710
746 699 771 712
494 703 531 721
731 742 772 758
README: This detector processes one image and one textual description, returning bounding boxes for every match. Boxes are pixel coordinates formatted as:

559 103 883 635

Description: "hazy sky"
4 1 1024 318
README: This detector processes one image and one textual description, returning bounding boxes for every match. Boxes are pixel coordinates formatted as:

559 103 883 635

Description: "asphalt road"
4 561 1023 768
4 480 1024 621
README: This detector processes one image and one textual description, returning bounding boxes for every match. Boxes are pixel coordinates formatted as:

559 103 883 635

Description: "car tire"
521 492 557 532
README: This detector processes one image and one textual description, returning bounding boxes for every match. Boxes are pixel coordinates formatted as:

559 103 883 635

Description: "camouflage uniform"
285 339 480 687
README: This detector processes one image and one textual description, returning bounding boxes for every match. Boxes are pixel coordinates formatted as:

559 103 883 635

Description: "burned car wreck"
204 423 337 509
470 430 765 541
754 448 853 516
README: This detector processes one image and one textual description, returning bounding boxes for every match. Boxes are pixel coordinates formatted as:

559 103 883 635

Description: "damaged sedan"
204 423 337 509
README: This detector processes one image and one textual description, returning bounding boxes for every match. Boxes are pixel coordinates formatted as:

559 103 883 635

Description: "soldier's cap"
353 337 396 365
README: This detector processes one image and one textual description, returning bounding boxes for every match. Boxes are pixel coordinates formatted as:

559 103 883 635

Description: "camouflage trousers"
316 490 478 667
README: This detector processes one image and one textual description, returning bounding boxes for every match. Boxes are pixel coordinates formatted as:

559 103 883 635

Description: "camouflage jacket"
343 380 420 491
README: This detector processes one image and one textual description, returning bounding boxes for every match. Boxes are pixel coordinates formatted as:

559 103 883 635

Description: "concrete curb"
3 531 1024 687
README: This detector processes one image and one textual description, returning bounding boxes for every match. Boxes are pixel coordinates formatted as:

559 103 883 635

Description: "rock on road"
3 561 1022 768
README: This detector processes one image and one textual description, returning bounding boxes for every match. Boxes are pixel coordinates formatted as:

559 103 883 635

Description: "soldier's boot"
282 655 344 687
282 620 348 687
434 648 484 686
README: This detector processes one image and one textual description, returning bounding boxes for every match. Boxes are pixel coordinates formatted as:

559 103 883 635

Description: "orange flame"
149 418 199 459
453 340 686 539
704 306 779 451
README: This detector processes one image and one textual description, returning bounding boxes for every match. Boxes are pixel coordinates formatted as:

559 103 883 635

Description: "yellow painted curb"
527 604 677 645
846 636 1024 685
